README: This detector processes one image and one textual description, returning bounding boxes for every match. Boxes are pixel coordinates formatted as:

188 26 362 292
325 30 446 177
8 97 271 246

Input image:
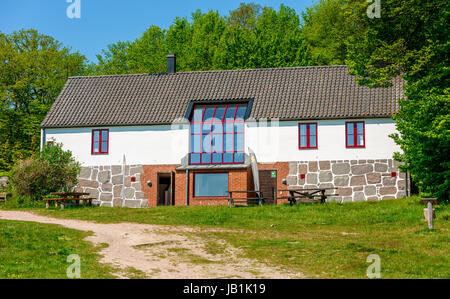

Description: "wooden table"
277 186 338 205
44 192 92 210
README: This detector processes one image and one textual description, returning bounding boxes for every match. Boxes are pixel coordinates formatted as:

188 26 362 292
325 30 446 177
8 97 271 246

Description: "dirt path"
0 210 300 279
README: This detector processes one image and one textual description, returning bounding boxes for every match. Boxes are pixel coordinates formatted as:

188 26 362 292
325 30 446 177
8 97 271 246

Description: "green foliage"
392 86 450 201
9 143 80 201
341 0 450 201
91 3 312 75
9 157 47 201
0 29 86 172
302 0 351 65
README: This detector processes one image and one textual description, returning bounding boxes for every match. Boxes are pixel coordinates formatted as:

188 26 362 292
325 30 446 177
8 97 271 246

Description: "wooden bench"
228 191 264 207
277 187 339 205
43 192 93 209
0 193 6 203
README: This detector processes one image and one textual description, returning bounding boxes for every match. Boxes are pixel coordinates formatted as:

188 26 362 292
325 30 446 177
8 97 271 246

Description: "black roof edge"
183 99 254 121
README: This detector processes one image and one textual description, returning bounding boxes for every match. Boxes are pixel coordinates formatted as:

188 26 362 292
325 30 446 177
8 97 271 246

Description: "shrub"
10 143 80 201
40 143 81 193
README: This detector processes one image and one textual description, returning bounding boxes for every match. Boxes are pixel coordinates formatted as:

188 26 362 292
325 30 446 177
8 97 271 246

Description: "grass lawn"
0 220 115 279
2 196 449 278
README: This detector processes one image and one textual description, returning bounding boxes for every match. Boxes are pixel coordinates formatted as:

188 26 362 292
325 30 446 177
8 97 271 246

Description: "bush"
9 143 80 201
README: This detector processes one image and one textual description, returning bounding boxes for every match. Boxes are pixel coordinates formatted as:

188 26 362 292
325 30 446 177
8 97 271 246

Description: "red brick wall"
175 168 250 206
141 165 251 207
141 165 178 207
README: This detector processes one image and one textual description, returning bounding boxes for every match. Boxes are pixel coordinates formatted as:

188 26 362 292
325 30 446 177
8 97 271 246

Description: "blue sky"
0 0 314 63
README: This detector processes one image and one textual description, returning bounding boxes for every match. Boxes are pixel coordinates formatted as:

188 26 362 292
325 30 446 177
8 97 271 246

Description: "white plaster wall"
44 118 400 166
246 118 401 162
45 125 189 166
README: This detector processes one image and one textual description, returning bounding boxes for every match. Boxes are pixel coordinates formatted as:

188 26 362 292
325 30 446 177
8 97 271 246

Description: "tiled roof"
41 65 404 128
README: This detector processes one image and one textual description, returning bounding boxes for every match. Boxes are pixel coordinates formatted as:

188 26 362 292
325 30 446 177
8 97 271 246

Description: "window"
92 129 109 154
346 122 365 148
194 173 229 197
299 123 318 149
46 141 54 148
189 104 247 165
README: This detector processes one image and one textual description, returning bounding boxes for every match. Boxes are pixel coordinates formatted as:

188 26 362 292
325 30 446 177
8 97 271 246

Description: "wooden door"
259 170 277 205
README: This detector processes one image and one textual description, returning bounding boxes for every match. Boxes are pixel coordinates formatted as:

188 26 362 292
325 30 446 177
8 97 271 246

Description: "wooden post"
46 201 49 209
421 198 438 230
427 201 433 230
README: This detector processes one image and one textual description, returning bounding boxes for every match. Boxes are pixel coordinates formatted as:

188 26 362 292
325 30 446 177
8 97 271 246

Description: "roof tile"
41 66 404 128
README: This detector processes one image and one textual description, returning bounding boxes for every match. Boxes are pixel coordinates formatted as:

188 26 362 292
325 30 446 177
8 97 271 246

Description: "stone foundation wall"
76 165 147 208
286 159 406 202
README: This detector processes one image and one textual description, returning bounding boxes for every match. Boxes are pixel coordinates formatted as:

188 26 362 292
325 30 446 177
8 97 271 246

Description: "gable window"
299 123 318 149
346 122 365 148
194 173 229 197
92 129 109 154
189 104 247 165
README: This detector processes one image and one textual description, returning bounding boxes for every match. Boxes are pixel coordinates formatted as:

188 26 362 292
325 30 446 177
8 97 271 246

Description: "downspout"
186 169 189 206
40 128 46 151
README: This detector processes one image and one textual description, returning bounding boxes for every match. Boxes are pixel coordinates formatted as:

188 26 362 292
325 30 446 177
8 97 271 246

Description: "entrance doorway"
157 172 175 206
259 170 277 205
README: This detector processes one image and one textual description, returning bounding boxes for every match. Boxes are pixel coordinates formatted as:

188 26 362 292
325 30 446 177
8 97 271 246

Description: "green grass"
0 220 115 279
1 196 449 278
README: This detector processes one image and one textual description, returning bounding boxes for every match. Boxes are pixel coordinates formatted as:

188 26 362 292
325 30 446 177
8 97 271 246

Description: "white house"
41 55 408 208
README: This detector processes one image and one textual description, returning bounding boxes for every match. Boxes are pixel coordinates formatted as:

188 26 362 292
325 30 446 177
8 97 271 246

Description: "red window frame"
193 172 230 198
346 121 365 148
92 129 109 155
189 104 246 165
298 123 318 149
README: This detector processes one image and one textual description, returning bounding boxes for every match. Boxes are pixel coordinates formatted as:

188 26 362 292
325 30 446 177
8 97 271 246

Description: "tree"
185 10 226 71
215 3 312 69
166 17 192 72
0 29 86 172
94 3 313 73
228 2 262 30
302 0 352 65
254 5 312 68
94 41 131 75
344 0 449 200
127 26 168 73
213 3 260 69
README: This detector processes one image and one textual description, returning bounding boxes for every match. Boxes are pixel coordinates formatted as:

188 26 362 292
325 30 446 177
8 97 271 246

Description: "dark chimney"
167 54 176 74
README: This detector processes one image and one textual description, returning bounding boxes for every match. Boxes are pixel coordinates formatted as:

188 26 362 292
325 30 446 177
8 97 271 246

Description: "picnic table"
43 192 94 210
277 186 338 205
